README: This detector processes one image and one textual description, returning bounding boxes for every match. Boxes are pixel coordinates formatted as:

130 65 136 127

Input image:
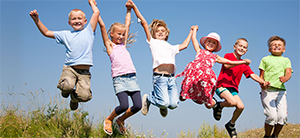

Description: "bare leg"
104 109 118 135
116 108 134 134
230 95 244 124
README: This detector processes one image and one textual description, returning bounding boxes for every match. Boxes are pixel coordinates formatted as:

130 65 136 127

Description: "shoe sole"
141 94 149 115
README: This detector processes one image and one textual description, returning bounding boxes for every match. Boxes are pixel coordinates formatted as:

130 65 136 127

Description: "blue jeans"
147 75 179 109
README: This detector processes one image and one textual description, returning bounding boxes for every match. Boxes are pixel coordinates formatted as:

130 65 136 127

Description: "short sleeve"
53 30 69 45
243 65 254 78
258 57 266 71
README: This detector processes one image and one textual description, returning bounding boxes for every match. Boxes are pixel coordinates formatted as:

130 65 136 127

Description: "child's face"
111 26 126 44
154 26 168 41
204 38 218 52
234 40 248 57
269 40 285 56
68 11 87 31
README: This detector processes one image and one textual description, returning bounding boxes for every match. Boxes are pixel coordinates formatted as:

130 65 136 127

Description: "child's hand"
243 59 251 65
125 0 134 9
29 9 39 21
89 0 97 6
260 81 270 90
279 76 288 83
194 25 198 31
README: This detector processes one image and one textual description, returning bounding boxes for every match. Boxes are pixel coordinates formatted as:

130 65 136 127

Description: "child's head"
200 32 222 52
267 36 286 56
149 19 170 41
108 22 135 45
108 23 127 44
68 9 87 31
233 38 248 57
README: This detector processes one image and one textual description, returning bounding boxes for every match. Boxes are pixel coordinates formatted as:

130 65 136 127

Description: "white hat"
200 32 222 52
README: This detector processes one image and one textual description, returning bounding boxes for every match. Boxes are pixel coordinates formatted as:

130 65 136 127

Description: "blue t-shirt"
53 23 95 66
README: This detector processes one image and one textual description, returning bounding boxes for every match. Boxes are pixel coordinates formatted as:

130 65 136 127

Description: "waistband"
115 73 136 78
153 72 174 77
71 66 90 75
269 87 286 91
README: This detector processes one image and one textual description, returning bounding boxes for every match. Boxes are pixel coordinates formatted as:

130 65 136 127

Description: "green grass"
1 87 299 138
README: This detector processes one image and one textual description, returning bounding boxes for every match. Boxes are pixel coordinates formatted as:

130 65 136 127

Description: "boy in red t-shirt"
212 38 269 138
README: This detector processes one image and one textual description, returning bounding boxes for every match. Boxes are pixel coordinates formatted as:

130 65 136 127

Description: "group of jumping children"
30 0 293 137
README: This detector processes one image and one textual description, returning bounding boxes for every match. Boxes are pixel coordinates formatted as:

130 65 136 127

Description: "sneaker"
70 91 79 110
141 94 150 115
213 102 222 121
225 121 237 138
159 108 168 117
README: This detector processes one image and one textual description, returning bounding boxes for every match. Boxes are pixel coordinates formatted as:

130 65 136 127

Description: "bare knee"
227 99 238 106
236 104 244 110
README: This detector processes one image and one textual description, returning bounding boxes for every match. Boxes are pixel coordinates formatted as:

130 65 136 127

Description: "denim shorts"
113 73 140 94
215 87 238 98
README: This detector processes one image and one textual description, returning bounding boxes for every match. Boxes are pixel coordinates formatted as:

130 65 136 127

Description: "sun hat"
200 32 222 52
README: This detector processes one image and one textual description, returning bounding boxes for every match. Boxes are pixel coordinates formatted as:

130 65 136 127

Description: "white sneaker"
159 108 168 117
141 94 150 115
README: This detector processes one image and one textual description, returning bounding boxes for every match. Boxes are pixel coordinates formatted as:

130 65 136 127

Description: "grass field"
1 88 299 138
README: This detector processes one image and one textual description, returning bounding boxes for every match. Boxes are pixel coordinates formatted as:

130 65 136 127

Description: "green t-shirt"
259 55 292 90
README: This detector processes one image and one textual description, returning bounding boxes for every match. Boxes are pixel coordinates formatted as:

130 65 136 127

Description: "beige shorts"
260 89 287 125
57 65 92 102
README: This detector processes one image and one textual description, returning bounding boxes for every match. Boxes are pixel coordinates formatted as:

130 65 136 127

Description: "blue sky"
1 0 299 137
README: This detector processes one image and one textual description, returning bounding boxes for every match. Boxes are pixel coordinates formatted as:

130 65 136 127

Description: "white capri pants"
260 89 288 125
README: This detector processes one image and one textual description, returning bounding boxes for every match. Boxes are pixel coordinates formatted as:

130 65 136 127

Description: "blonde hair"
267 36 286 47
68 9 86 20
107 22 136 46
149 19 170 41
235 38 248 45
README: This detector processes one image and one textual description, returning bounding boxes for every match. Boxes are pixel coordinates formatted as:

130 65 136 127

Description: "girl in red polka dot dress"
176 25 251 109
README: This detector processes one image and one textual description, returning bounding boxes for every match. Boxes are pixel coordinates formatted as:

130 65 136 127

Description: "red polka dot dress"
176 49 217 106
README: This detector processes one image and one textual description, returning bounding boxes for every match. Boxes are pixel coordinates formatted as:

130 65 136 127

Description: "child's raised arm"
128 0 151 42
97 10 112 55
191 25 201 53
30 9 54 39
89 0 100 32
178 26 193 51
124 0 132 47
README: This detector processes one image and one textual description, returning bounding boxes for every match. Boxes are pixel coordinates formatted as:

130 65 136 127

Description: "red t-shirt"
216 53 254 92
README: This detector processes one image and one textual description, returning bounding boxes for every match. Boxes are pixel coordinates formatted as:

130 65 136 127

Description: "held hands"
260 81 271 90
89 0 97 6
126 0 134 9
243 59 251 65
29 9 39 21
191 25 198 31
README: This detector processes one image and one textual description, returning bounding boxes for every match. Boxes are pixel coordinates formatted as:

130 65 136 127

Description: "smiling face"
68 11 87 31
233 39 248 57
269 40 285 56
110 25 126 44
203 38 218 52
154 26 168 41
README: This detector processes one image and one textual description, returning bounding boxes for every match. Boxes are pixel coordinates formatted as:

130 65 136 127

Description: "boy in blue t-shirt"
29 0 100 110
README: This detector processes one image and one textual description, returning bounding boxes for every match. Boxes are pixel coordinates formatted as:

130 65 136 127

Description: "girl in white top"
98 0 141 135
128 0 193 117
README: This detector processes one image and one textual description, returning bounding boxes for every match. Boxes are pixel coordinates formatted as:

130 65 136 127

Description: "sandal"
116 119 127 135
213 102 222 121
225 121 237 138
103 120 113 135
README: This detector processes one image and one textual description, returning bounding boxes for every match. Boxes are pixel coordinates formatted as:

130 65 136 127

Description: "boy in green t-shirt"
259 36 293 138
